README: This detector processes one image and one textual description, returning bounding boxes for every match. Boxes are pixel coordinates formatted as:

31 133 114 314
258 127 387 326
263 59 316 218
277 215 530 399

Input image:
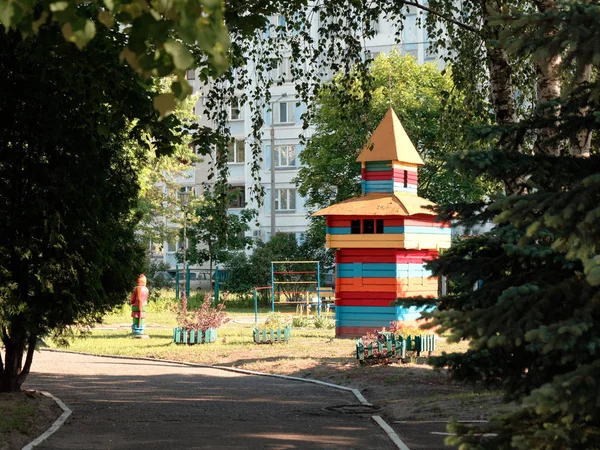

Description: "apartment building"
158 7 444 271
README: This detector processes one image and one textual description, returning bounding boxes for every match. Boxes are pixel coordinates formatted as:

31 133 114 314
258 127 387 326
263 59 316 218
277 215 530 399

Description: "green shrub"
264 312 290 330
292 315 311 328
147 294 176 313
222 292 254 308
313 315 334 329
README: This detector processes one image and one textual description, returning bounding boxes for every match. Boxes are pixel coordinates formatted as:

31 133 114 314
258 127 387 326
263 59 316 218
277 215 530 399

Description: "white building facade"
159 6 445 271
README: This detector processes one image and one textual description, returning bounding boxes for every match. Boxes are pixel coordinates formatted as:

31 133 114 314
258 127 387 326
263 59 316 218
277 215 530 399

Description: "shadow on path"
26 352 396 450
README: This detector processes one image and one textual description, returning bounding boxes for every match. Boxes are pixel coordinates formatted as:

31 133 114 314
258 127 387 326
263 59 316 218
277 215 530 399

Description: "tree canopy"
0 22 175 391
297 51 496 212
186 186 256 273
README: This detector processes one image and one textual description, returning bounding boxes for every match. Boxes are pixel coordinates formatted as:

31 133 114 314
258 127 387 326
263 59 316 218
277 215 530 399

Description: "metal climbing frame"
270 260 322 316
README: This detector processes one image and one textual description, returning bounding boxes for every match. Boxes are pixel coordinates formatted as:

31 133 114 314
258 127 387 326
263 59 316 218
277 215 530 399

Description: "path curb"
38 348 410 449
22 391 72 450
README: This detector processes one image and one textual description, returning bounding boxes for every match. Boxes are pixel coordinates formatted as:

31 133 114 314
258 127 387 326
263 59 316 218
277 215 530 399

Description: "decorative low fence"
356 332 436 363
173 328 217 344
253 325 291 344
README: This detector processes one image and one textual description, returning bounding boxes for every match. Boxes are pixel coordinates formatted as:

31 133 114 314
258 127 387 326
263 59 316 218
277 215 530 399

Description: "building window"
273 57 292 82
376 219 384 233
274 101 295 124
369 18 380 34
227 139 245 163
403 170 408 188
228 186 245 208
186 69 195 80
176 186 194 202
230 97 242 120
351 220 361 234
274 145 295 167
275 188 296 211
363 219 375 234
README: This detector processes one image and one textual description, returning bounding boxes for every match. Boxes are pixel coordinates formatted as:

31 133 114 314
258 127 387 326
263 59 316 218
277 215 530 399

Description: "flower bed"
171 293 229 345
173 327 217 344
356 331 436 364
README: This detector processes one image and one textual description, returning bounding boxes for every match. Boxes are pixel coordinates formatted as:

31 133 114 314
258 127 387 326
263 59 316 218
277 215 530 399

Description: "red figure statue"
131 274 149 335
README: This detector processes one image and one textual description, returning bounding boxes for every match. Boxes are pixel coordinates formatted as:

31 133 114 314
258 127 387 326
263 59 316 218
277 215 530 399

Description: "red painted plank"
338 277 398 287
337 291 398 300
337 282 397 293
336 299 398 307
404 218 451 228
329 219 353 227
337 248 438 264
384 219 405 226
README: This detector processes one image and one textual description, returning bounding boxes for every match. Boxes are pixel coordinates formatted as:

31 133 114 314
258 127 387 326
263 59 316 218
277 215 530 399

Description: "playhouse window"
403 170 408 188
349 219 385 234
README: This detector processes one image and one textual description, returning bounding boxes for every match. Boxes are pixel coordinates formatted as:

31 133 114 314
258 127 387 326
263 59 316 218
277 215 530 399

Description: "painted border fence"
253 325 291 344
173 327 217 344
356 332 435 363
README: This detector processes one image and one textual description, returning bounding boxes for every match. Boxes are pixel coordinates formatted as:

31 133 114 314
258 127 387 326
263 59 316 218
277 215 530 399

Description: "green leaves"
61 18 96 50
0 0 231 115
98 10 114 29
164 39 193 69
153 93 177 118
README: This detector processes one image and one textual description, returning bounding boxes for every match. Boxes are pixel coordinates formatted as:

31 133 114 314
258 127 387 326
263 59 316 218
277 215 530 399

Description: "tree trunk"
17 335 38 387
569 64 593 157
533 51 562 156
482 0 520 194
533 0 562 156
0 330 27 392
488 46 518 127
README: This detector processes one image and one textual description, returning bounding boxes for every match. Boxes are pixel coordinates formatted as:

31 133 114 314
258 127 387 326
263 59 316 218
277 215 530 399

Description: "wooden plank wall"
361 161 419 195
334 248 439 337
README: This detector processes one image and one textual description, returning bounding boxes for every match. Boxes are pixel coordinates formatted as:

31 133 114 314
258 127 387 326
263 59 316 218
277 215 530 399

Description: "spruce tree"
398 2 600 448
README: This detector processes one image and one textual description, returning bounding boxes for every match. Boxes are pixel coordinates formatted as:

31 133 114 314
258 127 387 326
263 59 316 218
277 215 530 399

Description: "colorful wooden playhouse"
314 108 452 337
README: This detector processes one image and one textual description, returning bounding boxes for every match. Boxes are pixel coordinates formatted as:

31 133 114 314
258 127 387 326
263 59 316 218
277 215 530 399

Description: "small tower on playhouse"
314 107 452 337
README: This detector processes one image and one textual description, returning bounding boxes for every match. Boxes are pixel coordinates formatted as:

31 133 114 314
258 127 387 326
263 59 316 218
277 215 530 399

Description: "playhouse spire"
356 107 424 166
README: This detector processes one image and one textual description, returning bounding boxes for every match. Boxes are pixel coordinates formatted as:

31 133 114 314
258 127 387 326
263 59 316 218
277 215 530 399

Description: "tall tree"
398 2 600 447
134 78 201 254
0 22 176 392
297 51 495 212
186 186 256 276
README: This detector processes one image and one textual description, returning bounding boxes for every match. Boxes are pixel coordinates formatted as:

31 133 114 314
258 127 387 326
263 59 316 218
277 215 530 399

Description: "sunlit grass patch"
0 400 36 434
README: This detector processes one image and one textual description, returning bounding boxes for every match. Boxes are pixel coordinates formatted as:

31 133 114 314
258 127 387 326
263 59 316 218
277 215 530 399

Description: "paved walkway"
25 351 397 449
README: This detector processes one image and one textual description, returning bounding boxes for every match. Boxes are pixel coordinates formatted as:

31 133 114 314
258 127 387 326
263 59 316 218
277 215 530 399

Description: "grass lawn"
43 292 517 423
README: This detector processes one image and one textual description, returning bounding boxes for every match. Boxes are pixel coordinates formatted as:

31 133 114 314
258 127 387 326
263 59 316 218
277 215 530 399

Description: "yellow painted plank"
326 233 451 250
327 235 405 249
392 161 420 171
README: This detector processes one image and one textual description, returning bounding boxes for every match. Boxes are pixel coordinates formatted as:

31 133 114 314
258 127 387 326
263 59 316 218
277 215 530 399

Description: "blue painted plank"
326 226 351 235
404 226 452 235
337 263 433 279
336 305 399 315
383 226 451 235
364 186 394 194
364 180 394 189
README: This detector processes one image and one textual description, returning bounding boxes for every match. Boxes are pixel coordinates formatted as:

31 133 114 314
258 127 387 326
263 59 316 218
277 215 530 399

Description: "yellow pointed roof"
313 192 436 217
357 107 424 165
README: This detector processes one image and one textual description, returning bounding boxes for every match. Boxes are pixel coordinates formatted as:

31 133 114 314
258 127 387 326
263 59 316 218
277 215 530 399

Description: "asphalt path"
25 351 397 450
